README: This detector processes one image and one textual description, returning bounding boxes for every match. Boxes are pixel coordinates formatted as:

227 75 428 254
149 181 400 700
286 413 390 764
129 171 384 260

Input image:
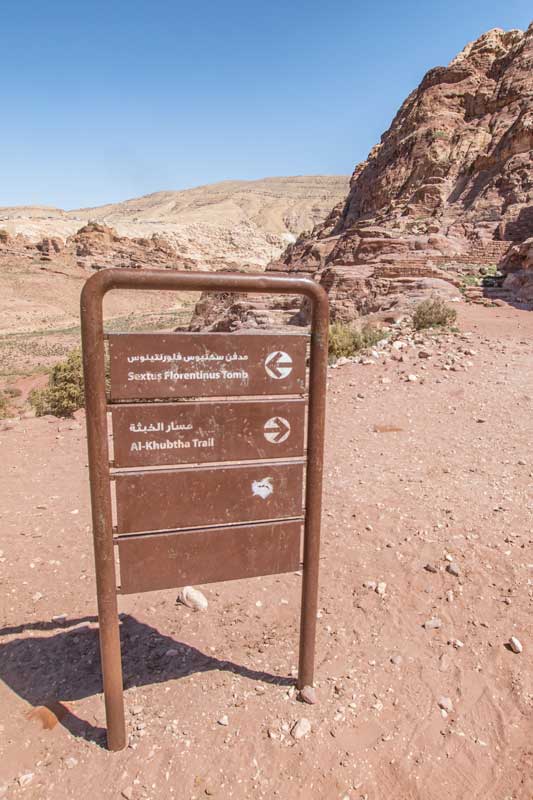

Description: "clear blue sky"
1 0 531 209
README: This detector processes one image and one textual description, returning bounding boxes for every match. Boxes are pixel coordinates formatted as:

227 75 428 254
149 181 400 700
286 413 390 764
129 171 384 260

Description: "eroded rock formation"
191 24 533 329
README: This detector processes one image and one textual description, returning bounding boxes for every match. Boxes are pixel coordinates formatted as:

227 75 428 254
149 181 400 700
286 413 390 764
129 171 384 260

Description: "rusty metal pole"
297 287 329 689
80 279 126 751
80 268 328 748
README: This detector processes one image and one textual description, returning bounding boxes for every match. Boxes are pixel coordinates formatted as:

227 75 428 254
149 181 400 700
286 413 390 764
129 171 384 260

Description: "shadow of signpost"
0 613 294 746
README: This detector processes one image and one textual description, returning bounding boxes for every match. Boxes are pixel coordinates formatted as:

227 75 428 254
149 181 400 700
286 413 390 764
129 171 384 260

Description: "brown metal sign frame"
80 268 328 751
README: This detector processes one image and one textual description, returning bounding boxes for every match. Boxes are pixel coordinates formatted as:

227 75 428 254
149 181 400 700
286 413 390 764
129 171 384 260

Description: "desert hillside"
0 176 349 265
0 176 348 373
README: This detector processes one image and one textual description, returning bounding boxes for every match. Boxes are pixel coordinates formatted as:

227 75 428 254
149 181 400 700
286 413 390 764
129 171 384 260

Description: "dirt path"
1 303 533 800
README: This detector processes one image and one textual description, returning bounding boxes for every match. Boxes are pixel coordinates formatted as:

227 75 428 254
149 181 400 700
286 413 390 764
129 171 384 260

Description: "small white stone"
376 582 387 596
217 715 229 726
406 374 419 382
176 586 208 612
291 718 311 739
449 638 464 649
438 696 453 713
423 617 442 630
509 636 523 654
32 592 43 602
65 757 78 769
18 773 34 787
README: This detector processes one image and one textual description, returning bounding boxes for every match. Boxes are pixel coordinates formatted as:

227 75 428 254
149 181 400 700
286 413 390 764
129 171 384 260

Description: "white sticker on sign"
252 477 273 499
263 416 291 444
264 351 293 380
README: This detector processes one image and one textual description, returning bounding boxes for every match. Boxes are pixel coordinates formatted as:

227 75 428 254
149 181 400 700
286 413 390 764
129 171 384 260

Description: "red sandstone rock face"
324 25 531 244
261 24 533 321
67 222 185 269
0 222 192 278
501 237 533 302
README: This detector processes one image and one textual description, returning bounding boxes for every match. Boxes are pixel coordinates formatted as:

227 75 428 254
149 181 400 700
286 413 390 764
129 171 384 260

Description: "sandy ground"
1 302 533 800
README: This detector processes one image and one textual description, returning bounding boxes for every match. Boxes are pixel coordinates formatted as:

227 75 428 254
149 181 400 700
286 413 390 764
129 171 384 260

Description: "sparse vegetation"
431 130 449 141
413 297 457 330
461 274 482 288
3 386 22 398
29 349 84 417
0 391 9 418
328 321 385 360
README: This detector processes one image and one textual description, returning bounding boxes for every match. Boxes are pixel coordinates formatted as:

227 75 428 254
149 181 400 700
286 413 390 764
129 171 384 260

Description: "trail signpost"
81 269 328 750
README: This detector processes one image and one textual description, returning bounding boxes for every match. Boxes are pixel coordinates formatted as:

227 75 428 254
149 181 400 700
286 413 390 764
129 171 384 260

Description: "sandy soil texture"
1 303 533 800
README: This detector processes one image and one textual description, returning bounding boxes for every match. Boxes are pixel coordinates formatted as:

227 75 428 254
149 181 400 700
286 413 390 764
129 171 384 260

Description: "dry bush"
0 392 9 419
329 321 385 359
413 297 457 330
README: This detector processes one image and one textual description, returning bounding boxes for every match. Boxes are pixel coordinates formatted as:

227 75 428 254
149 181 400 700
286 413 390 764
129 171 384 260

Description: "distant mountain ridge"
0 176 349 268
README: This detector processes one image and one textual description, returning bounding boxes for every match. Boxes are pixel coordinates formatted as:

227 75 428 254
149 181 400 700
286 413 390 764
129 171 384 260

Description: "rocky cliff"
276 24 533 319
191 24 533 330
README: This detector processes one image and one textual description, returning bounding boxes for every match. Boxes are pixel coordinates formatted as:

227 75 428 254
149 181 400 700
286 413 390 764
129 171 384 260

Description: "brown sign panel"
108 332 307 400
115 461 304 534
117 520 302 594
111 399 306 468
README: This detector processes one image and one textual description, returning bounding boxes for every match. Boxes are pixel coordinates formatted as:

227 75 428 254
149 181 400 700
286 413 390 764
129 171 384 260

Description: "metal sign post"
80 269 328 751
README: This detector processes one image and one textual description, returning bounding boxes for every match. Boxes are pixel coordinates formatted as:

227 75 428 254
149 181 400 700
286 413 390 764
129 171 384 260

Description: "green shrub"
461 274 481 287
329 321 385 359
29 349 84 417
413 297 457 330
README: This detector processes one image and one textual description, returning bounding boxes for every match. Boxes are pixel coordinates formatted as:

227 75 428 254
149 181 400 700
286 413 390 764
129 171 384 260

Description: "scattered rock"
390 654 403 665
424 563 438 573
121 787 134 800
291 718 311 740
376 581 387 596
509 636 523 654
423 617 442 630
449 639 464 649
64 757 78 769
217 715 229 726
18 774 34 787
437 696 453 713
176 586 208 612
446 563 460 577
